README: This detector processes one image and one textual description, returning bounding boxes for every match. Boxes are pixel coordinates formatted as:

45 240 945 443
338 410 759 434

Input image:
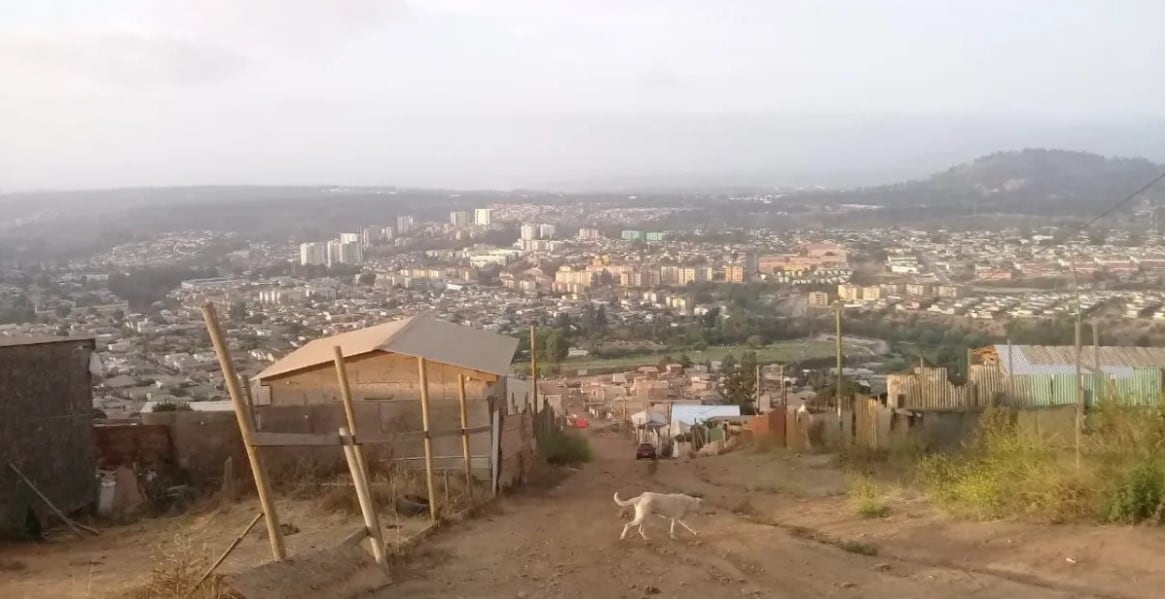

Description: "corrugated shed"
887 367 980 411
671 404 742 426
991 345 1165 376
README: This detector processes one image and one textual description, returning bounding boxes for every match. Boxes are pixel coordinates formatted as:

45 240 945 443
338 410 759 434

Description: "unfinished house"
0 336 98 537
253 315 518 480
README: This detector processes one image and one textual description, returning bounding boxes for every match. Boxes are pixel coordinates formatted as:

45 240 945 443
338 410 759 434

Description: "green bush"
1101 454 1165 524
541 429 594 466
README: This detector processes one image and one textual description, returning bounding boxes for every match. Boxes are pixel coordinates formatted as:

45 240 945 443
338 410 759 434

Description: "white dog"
613 491 703 541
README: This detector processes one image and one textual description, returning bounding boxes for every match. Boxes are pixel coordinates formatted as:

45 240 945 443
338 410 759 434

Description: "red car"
635 443 657 460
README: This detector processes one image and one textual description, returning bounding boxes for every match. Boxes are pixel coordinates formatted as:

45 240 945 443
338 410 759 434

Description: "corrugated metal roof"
992 344 1165 376
671 404 741 426
257 315 518 381
0 334 94 347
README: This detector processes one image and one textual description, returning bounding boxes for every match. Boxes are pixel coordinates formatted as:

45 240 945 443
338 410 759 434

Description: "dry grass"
848 476 891 519
919 403 1165 524
120 533 225 599
315 462 480 521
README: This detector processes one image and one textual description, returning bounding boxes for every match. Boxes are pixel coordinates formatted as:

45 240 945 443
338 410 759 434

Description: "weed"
541 429 594 466
123 533 223 599
849 476 891 519
838 541 879 556
1100 453 1165 524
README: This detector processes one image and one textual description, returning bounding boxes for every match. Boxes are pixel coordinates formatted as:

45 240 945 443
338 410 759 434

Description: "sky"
2 0 1164 191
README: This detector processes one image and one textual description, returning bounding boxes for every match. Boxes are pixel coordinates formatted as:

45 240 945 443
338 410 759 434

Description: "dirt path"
380 433 1091 599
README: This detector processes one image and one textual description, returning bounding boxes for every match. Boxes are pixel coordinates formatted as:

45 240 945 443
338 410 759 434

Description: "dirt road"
382 433 1091 599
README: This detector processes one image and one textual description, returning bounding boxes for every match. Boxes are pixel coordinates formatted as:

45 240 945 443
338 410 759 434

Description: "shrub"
153 401 193 413
849 476 891 519
1101 454 1165 524
541 429 593 466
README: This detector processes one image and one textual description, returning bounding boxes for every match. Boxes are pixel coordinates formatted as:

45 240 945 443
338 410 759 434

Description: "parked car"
635 443 657 460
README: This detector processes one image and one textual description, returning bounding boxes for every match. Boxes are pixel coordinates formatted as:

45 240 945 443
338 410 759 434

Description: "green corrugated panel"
1109 368 1163 406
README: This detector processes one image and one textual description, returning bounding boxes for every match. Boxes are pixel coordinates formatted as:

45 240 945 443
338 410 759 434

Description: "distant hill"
794 149 1165 215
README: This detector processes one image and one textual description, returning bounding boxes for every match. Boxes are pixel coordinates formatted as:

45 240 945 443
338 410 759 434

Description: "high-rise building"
339 232 361 244
725 265 746 284
361 226 381 247
538 224 556 239
397 216 415 235
474 208 492 226
327 240 363 266
450 211 470 226
578 227 602 240
340 241 363 265
299 242 328 266
381 226 395 240
520 223 538 241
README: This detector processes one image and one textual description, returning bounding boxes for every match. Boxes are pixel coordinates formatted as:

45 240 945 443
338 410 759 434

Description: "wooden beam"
186 511 263 597
339 428 386 567
417 357 438 522
248 427 492 448
8 463 84 539
457 374 473 494
201 302 286 561
333 346 369 480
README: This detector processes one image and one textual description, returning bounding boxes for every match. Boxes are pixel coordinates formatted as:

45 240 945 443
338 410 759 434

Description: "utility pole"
1092 319 1101 404
835 303 844 421
530 325 538 417
1074 319 1083 470
755 363 762 414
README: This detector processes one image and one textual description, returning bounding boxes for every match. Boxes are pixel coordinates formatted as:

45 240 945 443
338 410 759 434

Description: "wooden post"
239 374 257 431
1074 319 1083 470
333 346 368 480
530 325 538 415
339 427 386 567
201 303 286 561
417 357 438 522
457 374 473 494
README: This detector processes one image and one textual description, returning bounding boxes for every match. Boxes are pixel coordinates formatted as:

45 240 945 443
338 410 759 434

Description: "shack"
0 335 98 537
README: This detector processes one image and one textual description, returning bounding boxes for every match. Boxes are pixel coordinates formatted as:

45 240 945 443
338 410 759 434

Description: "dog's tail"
613 492 639 507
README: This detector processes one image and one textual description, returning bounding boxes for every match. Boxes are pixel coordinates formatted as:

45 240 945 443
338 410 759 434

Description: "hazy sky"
2 0 1164 191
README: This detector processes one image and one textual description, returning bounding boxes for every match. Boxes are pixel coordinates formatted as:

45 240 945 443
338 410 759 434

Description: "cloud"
0 33 249 88
163 0 414 50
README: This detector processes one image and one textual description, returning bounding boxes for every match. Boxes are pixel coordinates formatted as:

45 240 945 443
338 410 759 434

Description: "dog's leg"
677 519 699 536
669 518 677 540
620 522 633 540
637 523 648 540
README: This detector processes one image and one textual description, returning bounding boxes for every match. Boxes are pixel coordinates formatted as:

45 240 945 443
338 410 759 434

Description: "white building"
520 223 539 241
299 242 328 266
538 224 556 239
474 208 493 226
339 232 361 244
397 215 415 235
578 228 602 240
361 226 381 247
450 211 470 226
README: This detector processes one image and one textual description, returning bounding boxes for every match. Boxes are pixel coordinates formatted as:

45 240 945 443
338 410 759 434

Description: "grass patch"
646 459 659 477
918 402 1165 524
541 428 594 466
849 476 891 519
839 541 879 556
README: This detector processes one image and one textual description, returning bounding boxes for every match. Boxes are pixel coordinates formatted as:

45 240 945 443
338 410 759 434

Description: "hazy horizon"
3 1 1164 193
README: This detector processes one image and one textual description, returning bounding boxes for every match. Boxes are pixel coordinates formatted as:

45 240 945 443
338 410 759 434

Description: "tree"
720 353 737 374
543 329 569 363
229 300 247 323
680 354 693 370
54 305 71 318
703 307 721 329
358 272 377 286
719 350 758 414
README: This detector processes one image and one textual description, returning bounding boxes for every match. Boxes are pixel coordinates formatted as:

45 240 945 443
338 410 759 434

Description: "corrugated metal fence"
888 366 1164 411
